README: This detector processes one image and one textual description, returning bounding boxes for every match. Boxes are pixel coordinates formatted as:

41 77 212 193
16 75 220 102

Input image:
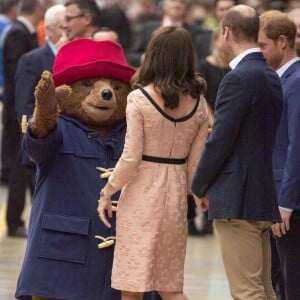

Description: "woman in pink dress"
98 26 208 300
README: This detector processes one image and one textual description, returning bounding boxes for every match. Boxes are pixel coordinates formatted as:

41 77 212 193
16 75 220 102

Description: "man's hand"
193 194 209 212
271 207 292 237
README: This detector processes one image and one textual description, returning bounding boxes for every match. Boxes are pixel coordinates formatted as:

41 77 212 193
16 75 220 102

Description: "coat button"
87 132 94 139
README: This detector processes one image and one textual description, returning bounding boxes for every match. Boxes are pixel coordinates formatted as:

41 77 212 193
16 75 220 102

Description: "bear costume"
15 39 135 300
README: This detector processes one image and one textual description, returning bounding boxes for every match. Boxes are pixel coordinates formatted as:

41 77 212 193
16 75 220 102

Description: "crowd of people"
0 0 300 299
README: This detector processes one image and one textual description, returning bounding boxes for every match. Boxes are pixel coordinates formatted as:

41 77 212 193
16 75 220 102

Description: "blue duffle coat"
16 115 125 300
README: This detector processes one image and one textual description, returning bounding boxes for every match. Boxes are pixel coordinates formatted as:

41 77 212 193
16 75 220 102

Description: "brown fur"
30 71 131 139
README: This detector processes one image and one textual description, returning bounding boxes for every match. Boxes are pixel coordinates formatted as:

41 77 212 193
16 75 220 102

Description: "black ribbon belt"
142 155 187 165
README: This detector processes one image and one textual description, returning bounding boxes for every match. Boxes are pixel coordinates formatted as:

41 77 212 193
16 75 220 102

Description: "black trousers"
1 103 18 182
4 106 34 232
276 217 300 300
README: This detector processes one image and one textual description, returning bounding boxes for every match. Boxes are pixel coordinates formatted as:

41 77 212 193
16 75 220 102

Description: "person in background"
288 8 300 57
129 0 198 67
185 1 213 68
206 0 235 33
15 3 66 123
98 26 208 300
13 3 65 201
35 0 65 47
97 0 132 56
192 5 283 299
63 0 101 41
2 0 46 238
259 10 300 300
0 0 18 184
91 26 118 42
0 0 18 104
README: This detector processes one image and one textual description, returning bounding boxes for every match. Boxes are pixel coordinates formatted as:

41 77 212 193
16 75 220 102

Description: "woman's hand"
97 196 113 228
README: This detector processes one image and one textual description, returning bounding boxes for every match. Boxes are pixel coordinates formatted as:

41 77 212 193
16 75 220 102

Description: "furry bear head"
58 77 131 126
53 38 135 127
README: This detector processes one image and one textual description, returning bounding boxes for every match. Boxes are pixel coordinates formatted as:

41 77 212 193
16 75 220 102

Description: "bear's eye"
114 84 120 90
82 81 92 87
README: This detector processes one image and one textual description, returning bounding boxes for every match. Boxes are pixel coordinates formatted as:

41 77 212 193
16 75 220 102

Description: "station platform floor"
0 186 231 300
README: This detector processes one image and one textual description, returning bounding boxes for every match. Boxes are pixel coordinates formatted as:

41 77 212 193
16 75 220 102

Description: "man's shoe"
8 226 27 238
198 221 213 236
188 220 201 236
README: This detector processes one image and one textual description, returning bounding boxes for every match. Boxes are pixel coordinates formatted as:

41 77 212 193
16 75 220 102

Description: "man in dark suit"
14 3 65 186
15 4 65 121
2 0 45 237
191 5 283 299
259 10 300 300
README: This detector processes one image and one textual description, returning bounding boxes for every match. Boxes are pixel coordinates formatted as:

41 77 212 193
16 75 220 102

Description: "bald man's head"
222 4 259 43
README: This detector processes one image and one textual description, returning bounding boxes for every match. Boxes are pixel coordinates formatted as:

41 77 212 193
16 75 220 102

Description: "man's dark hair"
64 0 101 28
222 7 259 43
0 0 18 14
18 0 43 14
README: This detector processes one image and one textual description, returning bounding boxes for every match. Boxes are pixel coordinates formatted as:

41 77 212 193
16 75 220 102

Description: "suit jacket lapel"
280 60 300 85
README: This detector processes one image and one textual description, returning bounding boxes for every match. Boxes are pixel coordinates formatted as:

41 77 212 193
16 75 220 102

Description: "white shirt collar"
276 57 300 78
17 16 36 34
229 48 261 70
47 40 58 55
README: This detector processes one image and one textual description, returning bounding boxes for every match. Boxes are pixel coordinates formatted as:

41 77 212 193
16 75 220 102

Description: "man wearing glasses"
63 0 101 41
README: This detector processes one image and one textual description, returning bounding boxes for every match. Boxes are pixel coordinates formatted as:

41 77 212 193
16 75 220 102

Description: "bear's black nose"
102 89 113 100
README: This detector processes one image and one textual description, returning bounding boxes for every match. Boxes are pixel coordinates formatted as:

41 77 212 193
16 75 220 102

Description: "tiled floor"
0 190 231 300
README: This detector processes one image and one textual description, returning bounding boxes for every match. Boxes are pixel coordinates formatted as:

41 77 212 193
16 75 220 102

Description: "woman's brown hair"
131 26 206 109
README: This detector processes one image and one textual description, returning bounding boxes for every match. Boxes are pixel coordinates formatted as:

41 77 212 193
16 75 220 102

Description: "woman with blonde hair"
98 26 208 300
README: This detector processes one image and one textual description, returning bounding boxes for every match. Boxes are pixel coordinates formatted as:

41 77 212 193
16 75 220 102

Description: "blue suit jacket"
14 43 55 166
15 42 55 121
273 59 300 215
192 52 283 221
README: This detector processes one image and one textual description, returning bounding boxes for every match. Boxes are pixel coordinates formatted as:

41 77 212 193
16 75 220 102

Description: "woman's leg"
158 291 189 300
122 291 143 300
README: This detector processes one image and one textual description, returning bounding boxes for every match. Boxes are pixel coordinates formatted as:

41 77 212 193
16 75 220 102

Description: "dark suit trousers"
277 217 300 300
1 103 18 181
4 108 34 231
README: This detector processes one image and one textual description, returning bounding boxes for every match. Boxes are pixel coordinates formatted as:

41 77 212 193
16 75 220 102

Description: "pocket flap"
273 169 283 180
42 213 89 235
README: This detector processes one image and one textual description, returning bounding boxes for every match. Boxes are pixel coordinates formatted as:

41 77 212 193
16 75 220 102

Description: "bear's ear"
55 84 72 108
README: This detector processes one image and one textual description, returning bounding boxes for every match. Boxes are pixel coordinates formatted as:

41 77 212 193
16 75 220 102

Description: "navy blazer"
15 42 55 121
3 20 38 108
192 52 283 221
273 59 300 214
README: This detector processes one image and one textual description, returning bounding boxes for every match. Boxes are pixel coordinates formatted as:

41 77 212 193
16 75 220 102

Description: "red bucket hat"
53 38 136 86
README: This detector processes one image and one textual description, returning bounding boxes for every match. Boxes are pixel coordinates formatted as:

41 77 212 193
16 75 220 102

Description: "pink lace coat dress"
107 88 208 292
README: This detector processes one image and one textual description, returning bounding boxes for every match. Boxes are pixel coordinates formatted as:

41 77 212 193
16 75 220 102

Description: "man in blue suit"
15 4 66 122
259 10 300 300
192 5 283 299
